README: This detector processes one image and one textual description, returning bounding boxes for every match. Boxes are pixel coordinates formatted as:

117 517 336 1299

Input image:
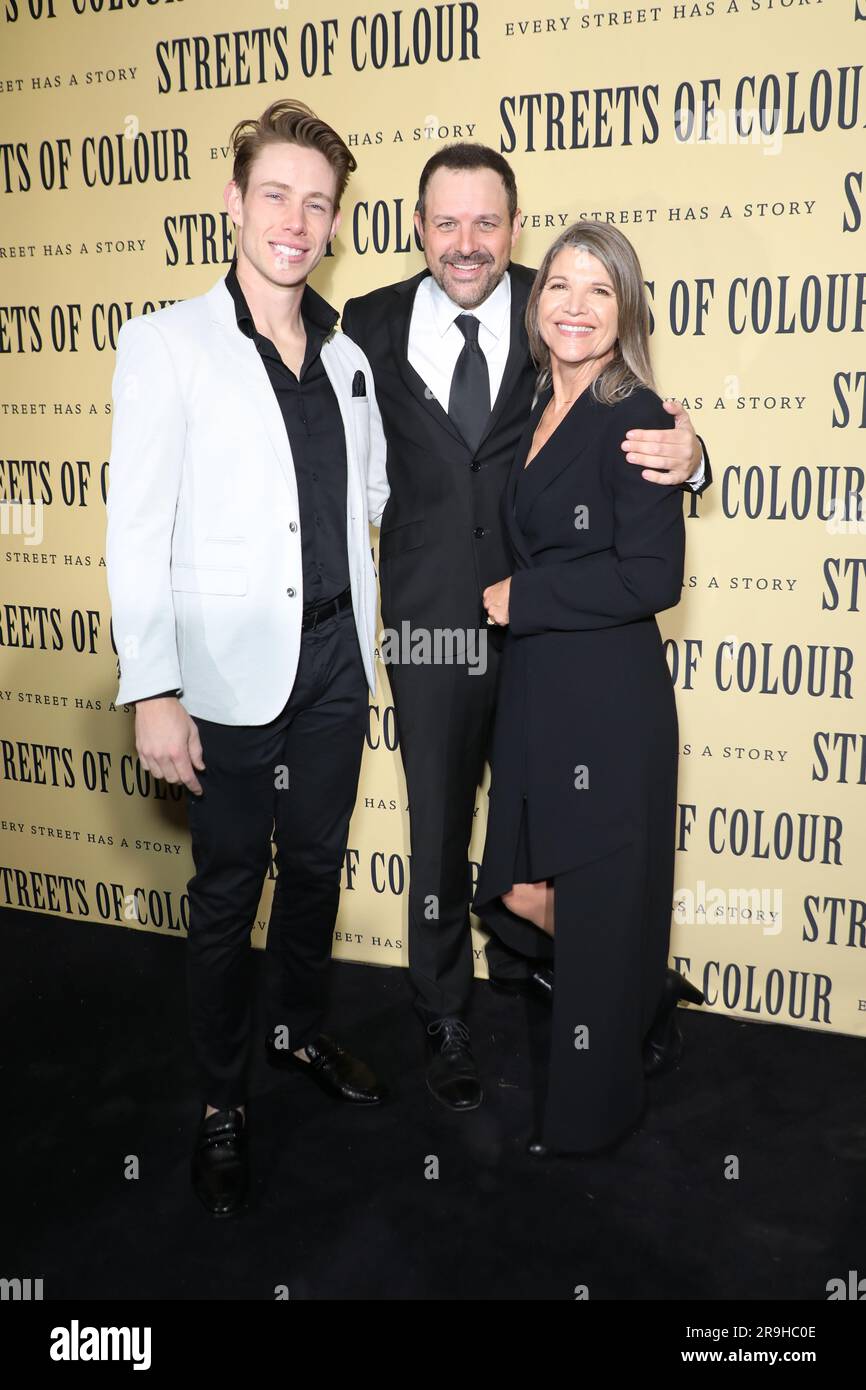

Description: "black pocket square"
352 369 367 398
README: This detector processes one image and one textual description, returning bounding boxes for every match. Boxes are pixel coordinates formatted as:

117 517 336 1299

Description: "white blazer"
105 275 389 725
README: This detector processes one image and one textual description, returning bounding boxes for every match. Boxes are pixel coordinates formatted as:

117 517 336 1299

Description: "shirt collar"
224 255 339 341
426 268 511 341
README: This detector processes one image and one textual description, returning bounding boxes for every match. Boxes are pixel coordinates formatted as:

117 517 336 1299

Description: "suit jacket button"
470 462 481 472
289 521 298 533
287 587 296 597
473 527 487 539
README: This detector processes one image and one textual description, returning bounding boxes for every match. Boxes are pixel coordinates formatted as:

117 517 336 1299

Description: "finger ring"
486 616 494 626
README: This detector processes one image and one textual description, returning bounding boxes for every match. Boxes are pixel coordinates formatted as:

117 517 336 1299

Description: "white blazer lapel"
321 338 361 530
205 279 300 513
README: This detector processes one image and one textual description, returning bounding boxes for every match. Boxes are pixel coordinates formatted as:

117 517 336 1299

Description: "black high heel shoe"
526 1135 625 1160
642 968 704 1079
527 1107 648 1160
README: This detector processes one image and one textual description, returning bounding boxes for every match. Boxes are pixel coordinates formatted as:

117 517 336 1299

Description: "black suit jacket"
341 264 709 632
342 264 538 630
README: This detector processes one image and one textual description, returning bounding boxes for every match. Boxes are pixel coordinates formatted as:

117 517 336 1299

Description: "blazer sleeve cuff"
507 569 544 637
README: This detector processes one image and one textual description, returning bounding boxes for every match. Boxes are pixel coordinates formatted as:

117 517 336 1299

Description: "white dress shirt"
406 268 706 487
407 270 512 413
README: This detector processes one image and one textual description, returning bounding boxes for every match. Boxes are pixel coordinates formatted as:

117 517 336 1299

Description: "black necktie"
448 314 490 452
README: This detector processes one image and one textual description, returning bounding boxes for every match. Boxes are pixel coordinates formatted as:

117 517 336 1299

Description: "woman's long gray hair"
525 220 656 405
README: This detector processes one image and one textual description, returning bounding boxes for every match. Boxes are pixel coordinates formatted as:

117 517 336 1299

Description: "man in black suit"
341 145 709 1111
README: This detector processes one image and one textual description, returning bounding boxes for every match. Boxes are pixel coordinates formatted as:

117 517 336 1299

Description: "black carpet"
4 907 864 1302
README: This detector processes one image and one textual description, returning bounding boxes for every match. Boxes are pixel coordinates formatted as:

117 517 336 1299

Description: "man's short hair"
417 143 518 221
229 99 357 211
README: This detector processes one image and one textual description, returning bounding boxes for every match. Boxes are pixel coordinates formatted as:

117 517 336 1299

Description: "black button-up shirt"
224 256 350 609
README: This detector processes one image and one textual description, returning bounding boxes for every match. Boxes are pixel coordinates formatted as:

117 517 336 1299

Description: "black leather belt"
301 585 352 632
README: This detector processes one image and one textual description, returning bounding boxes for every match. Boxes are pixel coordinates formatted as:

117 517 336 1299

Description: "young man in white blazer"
105 101 390 1218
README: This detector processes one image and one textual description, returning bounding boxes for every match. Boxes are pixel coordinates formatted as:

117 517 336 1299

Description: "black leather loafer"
643 968 705 1078
266 1033 387 1104
191 1107 248 1217
489 965 554 1005
425 1017 482 1110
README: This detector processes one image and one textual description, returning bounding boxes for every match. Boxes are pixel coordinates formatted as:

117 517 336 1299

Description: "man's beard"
430 254 507 309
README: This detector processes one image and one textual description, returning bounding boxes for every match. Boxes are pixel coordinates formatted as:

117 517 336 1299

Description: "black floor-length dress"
473 382 686 1152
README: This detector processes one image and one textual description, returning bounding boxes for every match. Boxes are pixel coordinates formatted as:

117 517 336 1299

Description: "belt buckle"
308 605 319 632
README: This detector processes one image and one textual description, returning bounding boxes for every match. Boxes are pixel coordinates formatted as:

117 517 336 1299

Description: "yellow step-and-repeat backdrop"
1 0 864 1037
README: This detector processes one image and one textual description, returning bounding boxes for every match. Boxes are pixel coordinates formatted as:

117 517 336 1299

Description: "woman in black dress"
474 220 703 1156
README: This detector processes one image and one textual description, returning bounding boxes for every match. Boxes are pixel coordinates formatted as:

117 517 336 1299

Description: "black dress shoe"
489 965 554 1005
643 968 705 1079
191 1107 248 1217
265 1033 387 1104
425 1017 482 1110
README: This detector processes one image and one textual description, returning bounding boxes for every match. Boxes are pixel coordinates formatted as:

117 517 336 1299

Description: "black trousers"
184 604 369 1109
386 630 530 1026
480 814 672 1154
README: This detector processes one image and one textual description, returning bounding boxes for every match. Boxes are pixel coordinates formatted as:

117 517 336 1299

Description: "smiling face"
414 166 520 309
537 245 619 374
225 140 341 289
